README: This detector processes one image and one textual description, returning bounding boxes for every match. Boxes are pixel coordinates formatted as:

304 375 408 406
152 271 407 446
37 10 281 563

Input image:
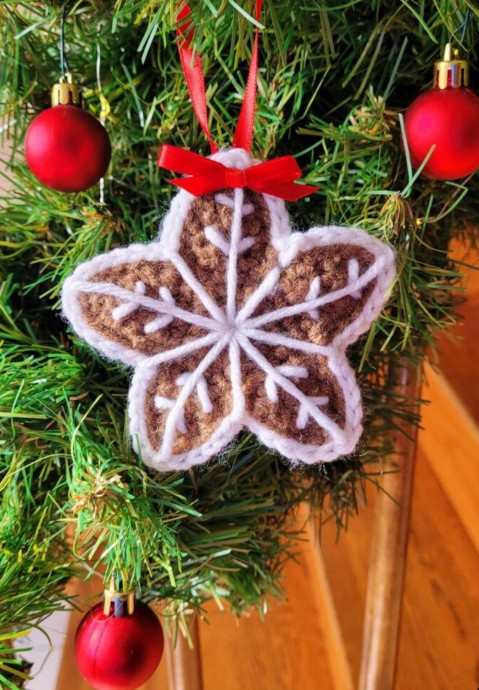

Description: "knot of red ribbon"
158 145 318 202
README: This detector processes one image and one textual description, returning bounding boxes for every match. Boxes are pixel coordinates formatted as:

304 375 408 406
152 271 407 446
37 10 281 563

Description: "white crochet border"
62 148 396 471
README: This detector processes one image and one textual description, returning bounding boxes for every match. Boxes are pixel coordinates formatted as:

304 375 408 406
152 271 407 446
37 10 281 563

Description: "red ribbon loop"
176 4 219 154
158 144 319 202
232 0 263 151
165 1 319 203
176 2 263 154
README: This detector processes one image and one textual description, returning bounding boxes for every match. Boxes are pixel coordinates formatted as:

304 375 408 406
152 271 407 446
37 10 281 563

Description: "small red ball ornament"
74 586 164 690
25 73 111 193
404 44 479 180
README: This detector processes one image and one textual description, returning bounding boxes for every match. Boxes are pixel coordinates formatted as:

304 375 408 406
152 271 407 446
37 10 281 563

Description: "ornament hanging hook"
53 1 83 106
448 7 471 48
434 42 469 89
460 8 471 44
96 42 110 205
103 575 135 617
60 1 72 77
96 43 111 120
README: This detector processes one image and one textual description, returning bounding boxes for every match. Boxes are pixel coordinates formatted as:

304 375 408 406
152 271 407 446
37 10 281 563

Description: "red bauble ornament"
404 44 479 180
74 591 164 690
25 74 111 193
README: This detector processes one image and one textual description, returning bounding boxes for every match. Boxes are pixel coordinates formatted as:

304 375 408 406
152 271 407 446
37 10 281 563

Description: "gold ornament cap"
434 43 469 89
103 578 135 616
51 72 83 107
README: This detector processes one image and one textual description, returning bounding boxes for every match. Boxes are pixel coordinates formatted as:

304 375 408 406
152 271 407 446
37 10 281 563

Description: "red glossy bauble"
74 600 164 690
404 86 479 180
25 105 111 192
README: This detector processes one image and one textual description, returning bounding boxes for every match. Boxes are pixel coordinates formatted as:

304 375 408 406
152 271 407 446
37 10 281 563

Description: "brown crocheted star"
62 149 395 471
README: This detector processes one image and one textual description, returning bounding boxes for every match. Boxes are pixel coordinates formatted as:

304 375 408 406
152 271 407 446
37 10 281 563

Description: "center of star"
224 319 242 342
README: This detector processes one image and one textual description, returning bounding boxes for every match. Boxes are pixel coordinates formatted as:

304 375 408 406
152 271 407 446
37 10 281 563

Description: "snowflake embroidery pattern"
62 149 396 471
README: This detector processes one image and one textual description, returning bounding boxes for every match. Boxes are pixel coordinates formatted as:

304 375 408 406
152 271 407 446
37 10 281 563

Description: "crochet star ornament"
62 149 395 471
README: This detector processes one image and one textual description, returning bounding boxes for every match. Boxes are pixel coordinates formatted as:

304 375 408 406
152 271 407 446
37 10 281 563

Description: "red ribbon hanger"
175 2 219 154
158 0 318 201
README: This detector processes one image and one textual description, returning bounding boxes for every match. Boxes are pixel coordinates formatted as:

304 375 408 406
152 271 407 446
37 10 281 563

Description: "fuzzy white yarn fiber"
62 148 396 471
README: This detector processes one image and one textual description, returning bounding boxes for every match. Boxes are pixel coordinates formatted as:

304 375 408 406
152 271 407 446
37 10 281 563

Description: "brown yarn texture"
75 189 377 456
145 347 232 455
80 260 208 356
242 344 345 446
179 189 278 309
255 244 376 345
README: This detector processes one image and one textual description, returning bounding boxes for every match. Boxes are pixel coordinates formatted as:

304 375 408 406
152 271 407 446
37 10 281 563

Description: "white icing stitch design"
305 276 321 320
176 373 213 414
264 365 309 404
111 281 146 320
348 258 362 300
154 395 187 434
62 148 396 471
204 225 255 255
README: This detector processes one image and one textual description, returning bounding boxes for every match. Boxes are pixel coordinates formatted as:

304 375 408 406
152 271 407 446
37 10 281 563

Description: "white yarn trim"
205 226 257 255
242 255 388 331
160 336 229 461
112 281 146 320
348 259 362 300
226 188 244 322
129 359 243 469
238 334 345 444
62 242 166 367
305 276 321 320
155 395 187 434
176 373 213 414
62 147 396 471
264 365 309 404
77 280 219 332
229 338 245 417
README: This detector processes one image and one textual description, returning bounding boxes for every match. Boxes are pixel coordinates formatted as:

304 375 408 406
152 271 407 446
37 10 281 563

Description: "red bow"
158 145 319 202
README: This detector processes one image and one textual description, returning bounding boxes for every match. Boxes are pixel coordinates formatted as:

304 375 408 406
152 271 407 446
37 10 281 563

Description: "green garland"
0 1 478 685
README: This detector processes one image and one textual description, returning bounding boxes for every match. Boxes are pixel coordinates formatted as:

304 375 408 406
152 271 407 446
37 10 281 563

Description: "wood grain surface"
61 443 479 690
435 241 479 424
